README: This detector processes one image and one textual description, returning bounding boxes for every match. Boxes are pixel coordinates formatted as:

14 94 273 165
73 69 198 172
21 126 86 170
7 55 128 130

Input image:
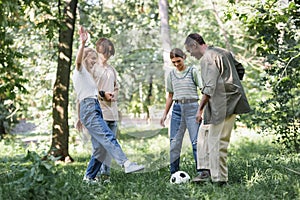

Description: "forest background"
0 0 299 199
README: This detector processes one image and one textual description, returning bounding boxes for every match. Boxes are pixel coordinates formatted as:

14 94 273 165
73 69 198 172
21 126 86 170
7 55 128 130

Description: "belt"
174 99 198 104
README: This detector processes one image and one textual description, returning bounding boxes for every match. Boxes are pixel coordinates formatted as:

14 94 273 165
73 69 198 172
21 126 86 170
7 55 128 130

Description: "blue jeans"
170 102 200 174
79 98 127 179
92 121 117 176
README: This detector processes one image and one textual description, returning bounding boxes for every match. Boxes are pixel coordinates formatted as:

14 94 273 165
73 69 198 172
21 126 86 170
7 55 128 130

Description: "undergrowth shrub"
1 151 58 200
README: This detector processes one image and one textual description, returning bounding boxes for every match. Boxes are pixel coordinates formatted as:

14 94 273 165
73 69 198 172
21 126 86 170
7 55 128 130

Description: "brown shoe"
192 171 211 183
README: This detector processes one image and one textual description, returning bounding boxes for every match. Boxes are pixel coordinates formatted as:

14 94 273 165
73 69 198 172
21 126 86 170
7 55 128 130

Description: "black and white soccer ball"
170 171 190 184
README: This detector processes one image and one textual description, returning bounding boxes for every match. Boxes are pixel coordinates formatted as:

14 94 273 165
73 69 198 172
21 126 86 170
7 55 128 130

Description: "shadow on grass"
117 127 168 140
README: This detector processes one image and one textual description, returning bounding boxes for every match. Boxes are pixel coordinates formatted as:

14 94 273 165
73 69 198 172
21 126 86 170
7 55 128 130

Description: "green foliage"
1 150 58 199
231 0 300 152
0 0 58 135
168 0 224 47
0 0 30 134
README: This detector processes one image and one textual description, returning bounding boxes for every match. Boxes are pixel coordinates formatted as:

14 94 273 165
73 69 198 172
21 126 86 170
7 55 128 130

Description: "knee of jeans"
104 131 115 140
170 137 177 143
170 138 177 148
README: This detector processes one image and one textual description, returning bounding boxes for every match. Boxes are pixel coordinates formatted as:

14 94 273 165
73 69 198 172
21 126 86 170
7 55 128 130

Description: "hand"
110 91 117 102
160 115 166 127
196 109 203 123
75 119 83 132
78 26 88 44
104 92 114 101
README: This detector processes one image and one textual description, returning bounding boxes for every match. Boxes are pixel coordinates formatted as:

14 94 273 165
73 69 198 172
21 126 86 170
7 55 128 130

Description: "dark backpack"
235 62 245 80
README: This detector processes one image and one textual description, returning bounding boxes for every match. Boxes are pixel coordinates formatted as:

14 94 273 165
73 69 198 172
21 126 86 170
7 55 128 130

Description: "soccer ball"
170 171 190 184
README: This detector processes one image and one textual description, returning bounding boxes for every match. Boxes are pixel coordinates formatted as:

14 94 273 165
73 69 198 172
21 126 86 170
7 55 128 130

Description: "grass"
0 126 299 200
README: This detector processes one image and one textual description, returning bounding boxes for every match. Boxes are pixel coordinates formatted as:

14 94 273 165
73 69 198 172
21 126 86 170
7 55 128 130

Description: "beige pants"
197 124 210 170
197 114 236 182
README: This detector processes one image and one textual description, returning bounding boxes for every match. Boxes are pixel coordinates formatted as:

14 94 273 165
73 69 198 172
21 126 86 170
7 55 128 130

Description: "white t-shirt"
73 65 98 102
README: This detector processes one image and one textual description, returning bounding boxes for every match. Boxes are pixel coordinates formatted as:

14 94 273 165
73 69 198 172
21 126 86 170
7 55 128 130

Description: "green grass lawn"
0 126 299 200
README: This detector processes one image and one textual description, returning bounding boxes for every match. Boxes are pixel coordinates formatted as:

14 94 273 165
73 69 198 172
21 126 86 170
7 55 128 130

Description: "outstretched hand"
78 26 88 43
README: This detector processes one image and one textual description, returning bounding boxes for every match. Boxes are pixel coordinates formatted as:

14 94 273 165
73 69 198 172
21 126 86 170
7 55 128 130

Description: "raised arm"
75 26 88 71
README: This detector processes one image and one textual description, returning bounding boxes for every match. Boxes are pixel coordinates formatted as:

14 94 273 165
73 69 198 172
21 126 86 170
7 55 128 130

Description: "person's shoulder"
209 46 231 58
168 68 177 77
190 65 197 70
171 68 177 73
214 46 231 54
110 65 118 72
105 64 116 71
209 46 224 53
190 66 200 73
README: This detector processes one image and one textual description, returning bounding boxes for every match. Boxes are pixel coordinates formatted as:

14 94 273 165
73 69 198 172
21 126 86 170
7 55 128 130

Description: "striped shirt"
166 66 201 100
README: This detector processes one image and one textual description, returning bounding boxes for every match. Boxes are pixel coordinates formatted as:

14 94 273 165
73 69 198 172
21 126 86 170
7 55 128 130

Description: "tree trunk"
159 0 172 135
158 0 172 84
48 0 78 162
146 74 153 121
0 119 5 140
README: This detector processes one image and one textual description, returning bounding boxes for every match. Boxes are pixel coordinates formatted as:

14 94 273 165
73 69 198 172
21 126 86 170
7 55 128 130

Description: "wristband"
99 90 105 97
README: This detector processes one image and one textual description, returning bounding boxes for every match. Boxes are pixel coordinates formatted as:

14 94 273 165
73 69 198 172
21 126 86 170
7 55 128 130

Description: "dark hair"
184 33 206 46
170 48 186 59
96 38 115 57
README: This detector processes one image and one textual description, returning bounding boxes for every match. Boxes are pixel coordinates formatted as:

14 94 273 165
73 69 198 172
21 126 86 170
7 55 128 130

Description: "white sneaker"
124 161 145 173
83 176 99 184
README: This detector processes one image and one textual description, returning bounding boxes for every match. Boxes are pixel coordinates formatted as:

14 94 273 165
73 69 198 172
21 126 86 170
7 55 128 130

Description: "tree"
158 0 172 84
0 0 43 138
231 0 300 152
48 0 78 162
